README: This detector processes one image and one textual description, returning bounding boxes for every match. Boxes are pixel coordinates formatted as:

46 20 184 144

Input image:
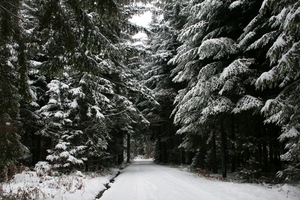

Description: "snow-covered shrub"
12 187 45 200
34 161 52 176
1 164 29 182
55 174 84 192
0 170 47 199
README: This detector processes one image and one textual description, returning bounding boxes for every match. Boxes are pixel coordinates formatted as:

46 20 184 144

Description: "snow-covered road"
100 159 299 200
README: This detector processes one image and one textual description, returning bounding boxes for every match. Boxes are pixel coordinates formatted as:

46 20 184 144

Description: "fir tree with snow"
0 0 30 175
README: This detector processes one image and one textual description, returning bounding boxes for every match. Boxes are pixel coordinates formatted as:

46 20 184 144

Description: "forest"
0 0 299 184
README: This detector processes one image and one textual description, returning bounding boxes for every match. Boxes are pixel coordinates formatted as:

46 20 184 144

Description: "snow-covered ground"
1 159 299 200
0 167 120 200
100 159 300 200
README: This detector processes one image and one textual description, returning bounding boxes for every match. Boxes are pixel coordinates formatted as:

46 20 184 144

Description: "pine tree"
169 0 274 178
169 0 299 180
170 0 236 177
139 0 186 163
0 0 29 173
251 0 300 180
18 0 152 171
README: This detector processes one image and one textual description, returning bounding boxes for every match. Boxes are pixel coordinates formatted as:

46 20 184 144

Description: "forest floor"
1 159 300 200
99 159 300 200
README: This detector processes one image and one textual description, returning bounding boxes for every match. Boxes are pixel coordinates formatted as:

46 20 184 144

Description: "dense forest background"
0 0 299 183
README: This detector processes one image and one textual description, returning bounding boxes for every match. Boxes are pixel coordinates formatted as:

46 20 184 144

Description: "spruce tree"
0 0 29 173
250 0 300 180
169 0 279 179
19 0 152 171
139 0 186 163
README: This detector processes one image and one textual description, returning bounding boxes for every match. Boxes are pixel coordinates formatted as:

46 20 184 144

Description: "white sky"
129 10 153 28
129 10 153 42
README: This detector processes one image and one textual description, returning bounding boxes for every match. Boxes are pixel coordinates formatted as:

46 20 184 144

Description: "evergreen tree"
250 0 300 180
140 0 186 163
0 0 29 173
170 0 238 177
19 0 150 171
169 0 282 179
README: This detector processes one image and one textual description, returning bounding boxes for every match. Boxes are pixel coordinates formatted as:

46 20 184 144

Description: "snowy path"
99 159 299 200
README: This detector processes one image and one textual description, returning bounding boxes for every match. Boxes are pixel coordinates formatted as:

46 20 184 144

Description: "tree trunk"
231 114 236 173
221 120 227 178
212 132 218 173
117 132 124 165
263 127 269 173
127 133 130 163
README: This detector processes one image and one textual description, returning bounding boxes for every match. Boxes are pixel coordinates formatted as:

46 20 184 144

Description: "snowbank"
0 168 120 200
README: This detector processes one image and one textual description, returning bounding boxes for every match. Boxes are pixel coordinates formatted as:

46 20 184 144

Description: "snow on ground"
1 159 299 200
0 168 119 200
100 159 300 200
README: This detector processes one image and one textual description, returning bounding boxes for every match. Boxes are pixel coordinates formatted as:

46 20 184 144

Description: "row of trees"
0 0 299 183
144 0 299 181
0 0 153 177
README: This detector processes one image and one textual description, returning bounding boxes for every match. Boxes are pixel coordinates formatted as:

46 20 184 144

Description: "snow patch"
279 127 299 141
54 111 64 118
255 70 276 90
229 1 244 9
